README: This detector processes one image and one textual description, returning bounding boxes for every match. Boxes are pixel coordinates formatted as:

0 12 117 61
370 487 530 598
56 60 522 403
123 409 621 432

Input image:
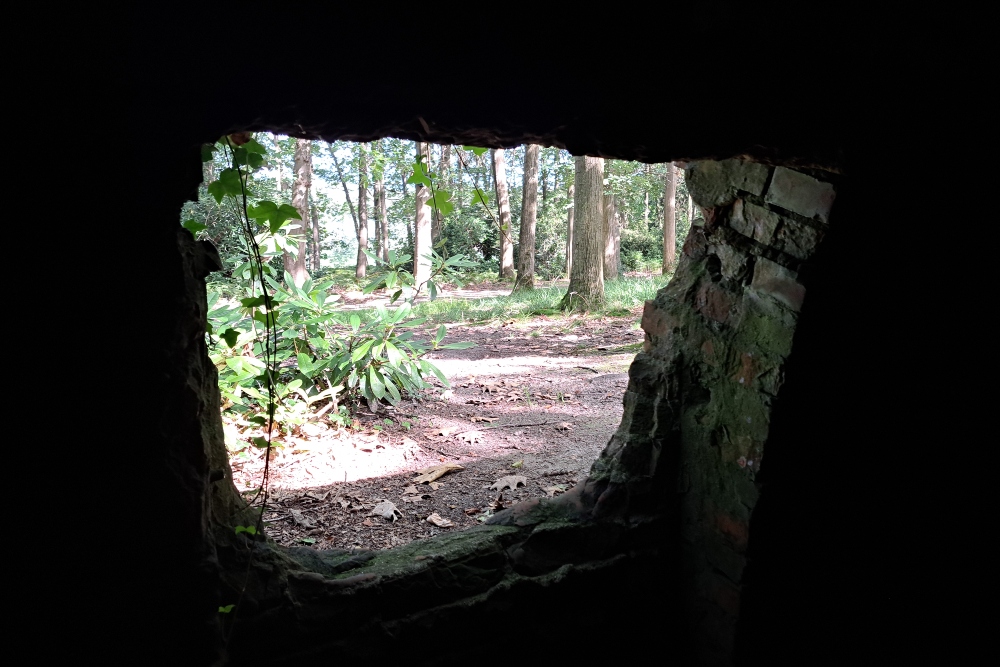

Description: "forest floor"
228 281 645 551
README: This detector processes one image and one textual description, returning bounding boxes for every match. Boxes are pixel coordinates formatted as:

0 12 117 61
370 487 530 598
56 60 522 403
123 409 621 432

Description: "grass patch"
332 274 673 326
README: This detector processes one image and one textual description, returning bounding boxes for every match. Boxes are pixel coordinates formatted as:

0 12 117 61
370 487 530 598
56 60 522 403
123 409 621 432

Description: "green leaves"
407 157 432 187
182 219 207 235
469 187 490 207
246 201 302 234
220 328 240 348
201 144 216 162
233 146 265 169
219 604 235 614
426 190 454 215
235 525 257 535
207 168 245 203
464 146 489 156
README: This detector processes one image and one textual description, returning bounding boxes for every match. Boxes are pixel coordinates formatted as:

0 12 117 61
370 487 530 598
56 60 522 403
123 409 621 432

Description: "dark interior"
127 7 970 665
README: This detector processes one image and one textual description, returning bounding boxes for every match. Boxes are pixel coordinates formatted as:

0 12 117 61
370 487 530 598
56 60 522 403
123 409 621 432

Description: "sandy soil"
227 283 644 551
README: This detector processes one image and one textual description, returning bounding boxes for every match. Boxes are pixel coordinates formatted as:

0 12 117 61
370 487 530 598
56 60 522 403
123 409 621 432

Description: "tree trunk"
373 140 389 263
492 148 515 279
540 153 548 216
560 156 604 310
284 138 311 287
644 164 651 228
432 144 449 244
356 144 369 279
565 183 575 277
413 142 433 292
310 202 321 273
272 133 283 196
685 169 694 228
603 194 620 279
663 162 677 273
514 144 539 291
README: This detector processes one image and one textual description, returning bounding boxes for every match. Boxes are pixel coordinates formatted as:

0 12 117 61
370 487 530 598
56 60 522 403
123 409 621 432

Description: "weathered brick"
729 160 769 196
729 200 753 238
731 351 757 387
715 244 750 281
751 257 805 311
729 200 780 245
744 202 780 245
775 217 824 260
687 159 771 208
764 167 836 223
641 300 676 337
696 283 737 324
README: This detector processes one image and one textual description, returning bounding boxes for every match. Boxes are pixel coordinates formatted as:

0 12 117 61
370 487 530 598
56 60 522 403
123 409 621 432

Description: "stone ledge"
764 167 836 223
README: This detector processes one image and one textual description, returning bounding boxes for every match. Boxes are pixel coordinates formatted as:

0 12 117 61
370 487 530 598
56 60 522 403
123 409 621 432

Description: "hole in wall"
185 132 693 551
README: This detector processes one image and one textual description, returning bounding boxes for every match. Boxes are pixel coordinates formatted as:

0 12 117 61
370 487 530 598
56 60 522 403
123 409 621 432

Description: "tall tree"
643 164 651 228
603 194 620 279
662 162 677 272
373 140 389 262
272 132 284 196
284 138 311 287
565 183 575 276
560 156 605 310
432 144 449 244
413 142 432 291
514 143 540 291
356 144 369 279
309 199 321 273
492 148 515 279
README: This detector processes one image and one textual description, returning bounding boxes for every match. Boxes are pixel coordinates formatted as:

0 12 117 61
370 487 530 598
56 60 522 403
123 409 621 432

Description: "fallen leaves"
490 475 527 492
412 463 464 484
371 500 403 522
425 513 455 528
458 430 484 444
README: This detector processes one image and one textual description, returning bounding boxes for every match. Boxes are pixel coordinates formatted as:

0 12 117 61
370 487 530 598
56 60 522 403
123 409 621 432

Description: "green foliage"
362 247 478 303
190 133 469 442
209 266 472 428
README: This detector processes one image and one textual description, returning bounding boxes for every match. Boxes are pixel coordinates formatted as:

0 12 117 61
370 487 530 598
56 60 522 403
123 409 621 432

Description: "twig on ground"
575 366 600 373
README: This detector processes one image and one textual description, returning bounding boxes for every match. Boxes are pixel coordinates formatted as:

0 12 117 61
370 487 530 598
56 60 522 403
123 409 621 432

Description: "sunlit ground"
227 348 636 492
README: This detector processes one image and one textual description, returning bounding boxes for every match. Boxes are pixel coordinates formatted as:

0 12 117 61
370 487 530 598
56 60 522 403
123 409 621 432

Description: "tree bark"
560 156 604 310
432 144 449 244
603 194 620 279
284 138 311 287
492 148 515 279
356 145 369 279
310 202 321 273
644 164 651 228
272 133 283 196
663 162 677 273
684 169 694 229
374 140 389 262
565 183 575 277
413 142 433 292
514 144 539 291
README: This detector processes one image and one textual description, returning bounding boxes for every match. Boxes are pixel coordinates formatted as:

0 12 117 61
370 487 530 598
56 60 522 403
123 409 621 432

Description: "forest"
182 133 697 550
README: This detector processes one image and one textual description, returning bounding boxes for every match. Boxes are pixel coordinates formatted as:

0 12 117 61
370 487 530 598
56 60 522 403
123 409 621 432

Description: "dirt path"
228 292 644 551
